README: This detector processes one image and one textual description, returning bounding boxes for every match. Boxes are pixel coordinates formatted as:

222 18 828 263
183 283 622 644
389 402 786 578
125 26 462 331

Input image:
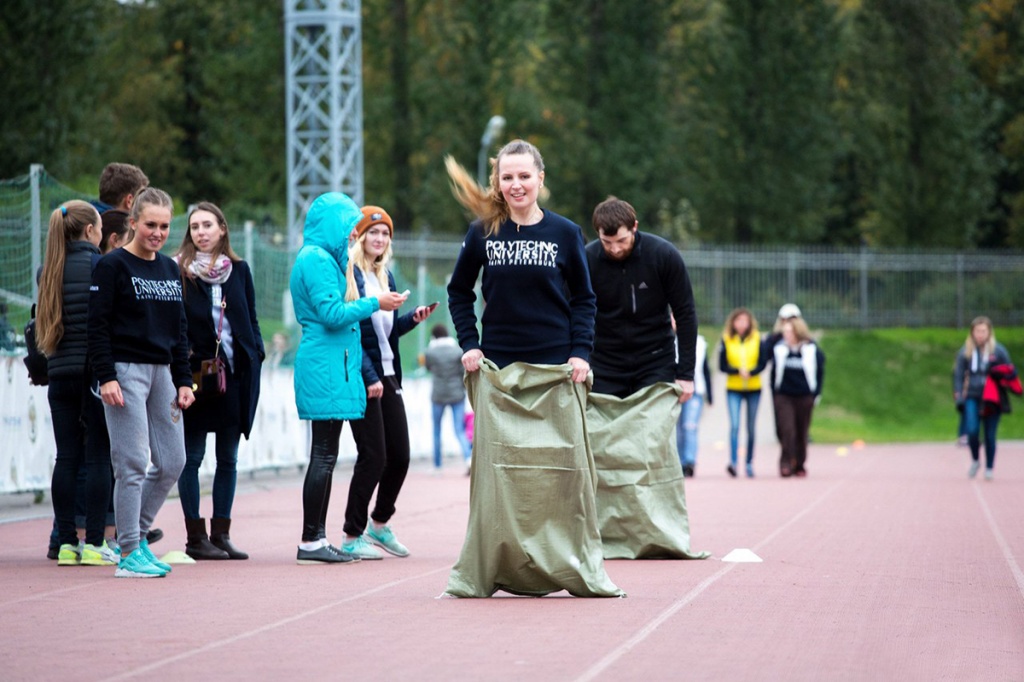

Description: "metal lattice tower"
284 0 363 249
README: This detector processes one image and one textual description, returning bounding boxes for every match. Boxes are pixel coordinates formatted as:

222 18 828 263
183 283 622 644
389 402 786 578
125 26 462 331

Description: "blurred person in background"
718 308 768 478
953 316 1017 480
423 323 473 474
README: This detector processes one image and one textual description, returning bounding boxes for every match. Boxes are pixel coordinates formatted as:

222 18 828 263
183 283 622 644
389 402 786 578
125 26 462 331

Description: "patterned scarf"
188 252 233 285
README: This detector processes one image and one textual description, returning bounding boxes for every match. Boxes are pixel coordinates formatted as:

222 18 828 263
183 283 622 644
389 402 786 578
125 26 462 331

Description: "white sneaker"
968 461 980 478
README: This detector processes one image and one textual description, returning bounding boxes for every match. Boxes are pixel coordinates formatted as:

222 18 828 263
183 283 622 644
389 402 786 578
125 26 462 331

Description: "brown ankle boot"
185 518 229 560
210 517 249 560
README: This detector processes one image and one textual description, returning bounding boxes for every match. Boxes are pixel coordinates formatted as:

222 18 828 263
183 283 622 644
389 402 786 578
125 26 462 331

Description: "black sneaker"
726 464 737 478
47 545 59 560
296 544 360 565
146 528 164 545
682 465 694 478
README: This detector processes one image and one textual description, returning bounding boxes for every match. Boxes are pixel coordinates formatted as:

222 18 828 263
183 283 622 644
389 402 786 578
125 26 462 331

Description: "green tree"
677 0 841 244
0 0 105 180
541 0 675 229
153 0 285 211
840 0 994 247
965 0 1024 247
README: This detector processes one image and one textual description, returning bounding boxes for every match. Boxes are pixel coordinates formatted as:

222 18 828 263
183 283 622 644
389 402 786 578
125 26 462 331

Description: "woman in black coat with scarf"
175 202 264 559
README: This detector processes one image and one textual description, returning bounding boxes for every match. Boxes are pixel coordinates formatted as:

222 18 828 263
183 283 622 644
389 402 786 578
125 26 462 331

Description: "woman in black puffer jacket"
36 200 116 567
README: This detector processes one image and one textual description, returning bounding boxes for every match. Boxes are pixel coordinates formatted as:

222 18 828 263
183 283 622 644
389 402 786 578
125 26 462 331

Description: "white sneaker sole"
114 568 165 578
368 540 409 558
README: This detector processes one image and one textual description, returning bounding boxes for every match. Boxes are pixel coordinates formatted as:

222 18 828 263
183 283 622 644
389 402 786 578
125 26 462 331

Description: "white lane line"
575 478 848 682
973 483 1024 601
108 565 451 681
1 580 108 607
0 512 51 525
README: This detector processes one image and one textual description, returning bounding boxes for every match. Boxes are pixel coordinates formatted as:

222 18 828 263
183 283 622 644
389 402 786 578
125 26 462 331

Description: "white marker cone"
722 548 762 563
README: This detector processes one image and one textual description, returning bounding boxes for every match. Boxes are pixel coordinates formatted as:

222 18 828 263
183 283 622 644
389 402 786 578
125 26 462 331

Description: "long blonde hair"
344 231 392 302
36 200 100 356
964 316 995 357
445 138 546 238
782 317 814 345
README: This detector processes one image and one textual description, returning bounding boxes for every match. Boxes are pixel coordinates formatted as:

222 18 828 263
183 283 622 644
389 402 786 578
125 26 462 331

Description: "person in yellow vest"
718 308 768 477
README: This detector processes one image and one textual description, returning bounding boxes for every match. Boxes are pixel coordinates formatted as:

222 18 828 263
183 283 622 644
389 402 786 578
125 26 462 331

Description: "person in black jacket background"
340 206 433 560
586 196 697 401
174 202 264 560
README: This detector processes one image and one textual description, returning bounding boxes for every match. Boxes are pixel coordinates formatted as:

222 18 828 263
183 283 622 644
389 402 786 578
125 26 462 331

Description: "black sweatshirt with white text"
87 248 191 388
447 210 596 362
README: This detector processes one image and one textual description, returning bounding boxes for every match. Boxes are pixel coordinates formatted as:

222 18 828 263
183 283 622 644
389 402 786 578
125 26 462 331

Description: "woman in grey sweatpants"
87 188 195 578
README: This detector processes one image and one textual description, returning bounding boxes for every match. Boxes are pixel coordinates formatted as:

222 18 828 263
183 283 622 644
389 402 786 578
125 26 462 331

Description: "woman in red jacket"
953 316 1014 480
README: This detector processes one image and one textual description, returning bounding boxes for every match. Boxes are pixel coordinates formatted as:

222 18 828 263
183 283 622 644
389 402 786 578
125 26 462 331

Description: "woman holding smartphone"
340 206 434 560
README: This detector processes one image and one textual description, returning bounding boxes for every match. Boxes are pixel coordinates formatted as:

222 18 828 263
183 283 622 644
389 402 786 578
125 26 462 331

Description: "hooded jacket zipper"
344 349 349 381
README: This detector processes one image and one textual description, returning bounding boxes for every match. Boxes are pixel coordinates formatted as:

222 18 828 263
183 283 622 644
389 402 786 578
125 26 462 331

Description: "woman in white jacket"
769 318 824 478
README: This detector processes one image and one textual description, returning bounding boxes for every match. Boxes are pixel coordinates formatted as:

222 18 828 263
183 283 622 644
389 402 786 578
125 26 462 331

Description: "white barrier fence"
0 354 464 495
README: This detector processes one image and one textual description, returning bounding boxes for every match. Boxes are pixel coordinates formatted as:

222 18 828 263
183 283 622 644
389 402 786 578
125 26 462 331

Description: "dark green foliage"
3 0 1023 248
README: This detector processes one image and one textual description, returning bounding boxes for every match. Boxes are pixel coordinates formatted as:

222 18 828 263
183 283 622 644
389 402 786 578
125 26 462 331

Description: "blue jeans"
963 397 1000 469
676 395 704 468
179 420 240 520
727 390 762 466
178 366 242 520
432 401 473 468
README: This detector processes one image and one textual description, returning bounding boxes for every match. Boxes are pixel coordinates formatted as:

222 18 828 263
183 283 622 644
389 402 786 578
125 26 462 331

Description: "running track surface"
1 442 1022 681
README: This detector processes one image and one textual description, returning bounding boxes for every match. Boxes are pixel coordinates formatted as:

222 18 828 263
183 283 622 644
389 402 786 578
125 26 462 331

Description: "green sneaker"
80 543 116 566
341 535 383 560
365 524 409 558
57 543 82 566
114 548 167 578
140 538 172 573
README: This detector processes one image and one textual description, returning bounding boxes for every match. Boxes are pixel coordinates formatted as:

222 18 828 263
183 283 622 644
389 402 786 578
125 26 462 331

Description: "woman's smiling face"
130 204 172 257
498 153 543 213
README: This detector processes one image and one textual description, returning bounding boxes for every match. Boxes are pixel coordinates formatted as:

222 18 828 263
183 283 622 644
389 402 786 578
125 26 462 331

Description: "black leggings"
301 420 345 543
345 376 410 537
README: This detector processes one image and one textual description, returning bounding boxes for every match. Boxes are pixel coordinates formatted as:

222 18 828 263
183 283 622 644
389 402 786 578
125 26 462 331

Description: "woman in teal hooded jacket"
289 192 406 565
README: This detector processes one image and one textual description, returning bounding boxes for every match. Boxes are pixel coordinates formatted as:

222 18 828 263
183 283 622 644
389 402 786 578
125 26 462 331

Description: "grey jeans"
104 362 186 555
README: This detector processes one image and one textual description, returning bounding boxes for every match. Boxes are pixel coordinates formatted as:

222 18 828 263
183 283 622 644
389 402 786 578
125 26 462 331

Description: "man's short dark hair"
431 324 449 339
99 163 149 207
592 196 637 236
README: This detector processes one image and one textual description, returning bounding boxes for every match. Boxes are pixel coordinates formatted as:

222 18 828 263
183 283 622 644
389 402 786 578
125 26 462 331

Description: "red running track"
1 441 1022 681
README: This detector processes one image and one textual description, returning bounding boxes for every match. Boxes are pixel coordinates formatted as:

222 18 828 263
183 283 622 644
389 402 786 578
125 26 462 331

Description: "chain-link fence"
3 166 1023 375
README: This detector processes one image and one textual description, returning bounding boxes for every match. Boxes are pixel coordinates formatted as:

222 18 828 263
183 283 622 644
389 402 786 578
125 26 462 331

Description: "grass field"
803 326 1024 443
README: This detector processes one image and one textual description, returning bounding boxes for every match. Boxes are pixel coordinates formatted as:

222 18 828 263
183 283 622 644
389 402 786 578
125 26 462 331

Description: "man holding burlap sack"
585 196 709 560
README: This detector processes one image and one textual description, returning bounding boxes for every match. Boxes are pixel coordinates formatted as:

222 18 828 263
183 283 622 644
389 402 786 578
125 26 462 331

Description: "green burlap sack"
588 383 711 560
444 360 624 598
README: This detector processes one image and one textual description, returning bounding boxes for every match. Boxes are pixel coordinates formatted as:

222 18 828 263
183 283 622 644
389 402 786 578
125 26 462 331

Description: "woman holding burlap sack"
174 202 265 560
443 140 622 598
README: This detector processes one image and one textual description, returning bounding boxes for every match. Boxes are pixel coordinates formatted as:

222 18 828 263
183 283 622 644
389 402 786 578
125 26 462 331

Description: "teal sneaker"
341 535 383 560
140 538 172 573
114 548 167 578
57 543 82 566
365 524 409 558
